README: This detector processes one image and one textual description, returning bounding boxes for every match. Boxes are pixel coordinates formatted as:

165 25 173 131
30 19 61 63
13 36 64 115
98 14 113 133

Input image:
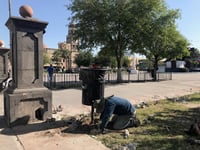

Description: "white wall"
176 61 185 68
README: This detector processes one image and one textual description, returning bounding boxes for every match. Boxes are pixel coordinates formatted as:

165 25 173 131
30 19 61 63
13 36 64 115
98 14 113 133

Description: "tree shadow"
135 106 200 150
0 115 73 136
0 116 7 129
0 114 101 136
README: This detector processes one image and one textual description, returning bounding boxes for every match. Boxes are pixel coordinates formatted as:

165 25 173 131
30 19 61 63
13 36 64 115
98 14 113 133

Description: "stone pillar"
4 16 52 127
0 47 9 83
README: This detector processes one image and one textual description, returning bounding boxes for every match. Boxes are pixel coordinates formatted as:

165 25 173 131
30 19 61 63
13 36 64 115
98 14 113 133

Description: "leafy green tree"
74 51 94 67
43 51 51 65
94 56 111 67
68 0 164 82
189 47 200 59
122 56 131 68
185 47 200 69
136 59 153 71
68 0 189 81
94 51 117 68
131 3 189 80
52 49 70 68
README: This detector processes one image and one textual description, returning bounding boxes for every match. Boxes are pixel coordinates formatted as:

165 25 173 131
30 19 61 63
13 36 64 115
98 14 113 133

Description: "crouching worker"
94 95 140 133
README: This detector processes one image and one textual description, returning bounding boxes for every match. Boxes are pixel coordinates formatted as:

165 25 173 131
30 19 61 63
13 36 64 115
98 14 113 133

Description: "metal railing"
43 71 172 89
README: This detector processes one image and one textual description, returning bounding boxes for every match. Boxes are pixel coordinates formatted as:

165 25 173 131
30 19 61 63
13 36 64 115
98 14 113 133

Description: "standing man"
47 64 54 81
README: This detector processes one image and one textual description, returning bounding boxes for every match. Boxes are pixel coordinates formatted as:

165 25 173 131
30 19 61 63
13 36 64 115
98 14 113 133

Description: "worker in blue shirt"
94 95 140 133
47 64 54 81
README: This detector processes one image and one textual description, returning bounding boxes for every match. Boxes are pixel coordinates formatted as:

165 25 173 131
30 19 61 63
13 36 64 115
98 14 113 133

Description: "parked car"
53 66 62 73
65 68 80 73
127 68 138 74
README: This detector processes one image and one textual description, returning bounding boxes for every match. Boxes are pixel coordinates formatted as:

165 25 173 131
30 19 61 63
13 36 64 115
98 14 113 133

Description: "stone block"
4 88 52 127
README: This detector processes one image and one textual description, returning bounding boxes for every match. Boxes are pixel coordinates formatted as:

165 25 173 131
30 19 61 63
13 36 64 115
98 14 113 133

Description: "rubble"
123 129 129 139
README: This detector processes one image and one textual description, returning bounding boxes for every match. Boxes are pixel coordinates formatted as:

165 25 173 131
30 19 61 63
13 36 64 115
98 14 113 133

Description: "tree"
52 49 70 69
74 51 94 67
130 2 189 80
68 0 163 82
93 54 117 68
68 0 189 81
189 47 200 59
185 47 200 70
43 51 51 65
122 56 131 68
142 27 189 80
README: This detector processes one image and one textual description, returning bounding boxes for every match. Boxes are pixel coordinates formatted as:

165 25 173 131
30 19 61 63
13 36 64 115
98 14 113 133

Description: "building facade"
58 21 79 70
44 21 79 71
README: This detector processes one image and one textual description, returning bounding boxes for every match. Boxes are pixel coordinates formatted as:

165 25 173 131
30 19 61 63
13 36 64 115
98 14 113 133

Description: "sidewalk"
1 72 200 150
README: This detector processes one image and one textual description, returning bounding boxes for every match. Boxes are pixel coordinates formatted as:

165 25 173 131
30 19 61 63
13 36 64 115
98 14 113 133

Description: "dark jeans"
106 114 140 130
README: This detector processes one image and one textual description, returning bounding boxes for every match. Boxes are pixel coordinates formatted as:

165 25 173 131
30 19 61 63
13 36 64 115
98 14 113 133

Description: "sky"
0 0 71 48
0 0 199 50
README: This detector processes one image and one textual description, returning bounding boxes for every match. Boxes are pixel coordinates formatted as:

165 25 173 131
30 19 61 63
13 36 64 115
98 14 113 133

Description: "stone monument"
0 40 9 84
4 5 52 127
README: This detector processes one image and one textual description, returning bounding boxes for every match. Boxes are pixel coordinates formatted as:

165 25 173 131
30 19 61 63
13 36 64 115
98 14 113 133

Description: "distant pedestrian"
47 64 54 81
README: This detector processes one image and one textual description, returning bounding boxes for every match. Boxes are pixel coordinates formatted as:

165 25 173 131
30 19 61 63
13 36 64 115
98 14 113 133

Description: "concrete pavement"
0 72 200 150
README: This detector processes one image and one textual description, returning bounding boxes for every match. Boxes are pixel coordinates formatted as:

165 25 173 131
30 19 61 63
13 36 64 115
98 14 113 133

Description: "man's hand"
90 128 102 135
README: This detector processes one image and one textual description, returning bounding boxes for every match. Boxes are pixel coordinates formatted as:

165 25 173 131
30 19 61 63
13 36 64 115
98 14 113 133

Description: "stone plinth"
4 88 52 126
4 16 52 127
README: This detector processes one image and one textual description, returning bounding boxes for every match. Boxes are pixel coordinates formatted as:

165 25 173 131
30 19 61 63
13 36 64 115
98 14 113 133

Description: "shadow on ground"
122 101 200 150
0 114 98 136
0 116 73 135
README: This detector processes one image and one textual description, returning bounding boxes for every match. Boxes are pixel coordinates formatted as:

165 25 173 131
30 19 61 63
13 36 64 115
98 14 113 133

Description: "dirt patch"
32 113 101 138
61 113 101 134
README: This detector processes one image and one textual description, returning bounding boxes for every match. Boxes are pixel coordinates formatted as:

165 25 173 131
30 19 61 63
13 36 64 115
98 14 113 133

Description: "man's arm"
100 101 115 131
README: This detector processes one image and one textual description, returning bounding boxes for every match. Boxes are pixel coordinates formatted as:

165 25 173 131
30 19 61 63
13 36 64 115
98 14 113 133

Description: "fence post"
108 71 110 83
170 72 172 80
53 74 56 88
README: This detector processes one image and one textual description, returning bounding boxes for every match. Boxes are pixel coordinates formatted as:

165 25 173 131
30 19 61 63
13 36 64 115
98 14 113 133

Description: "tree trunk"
117 68 122 82
153 57 158 81
116 56 122 83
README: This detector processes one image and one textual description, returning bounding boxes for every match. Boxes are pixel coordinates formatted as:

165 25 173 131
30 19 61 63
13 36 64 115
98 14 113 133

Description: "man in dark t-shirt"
47 64 54 81
94 96 140 132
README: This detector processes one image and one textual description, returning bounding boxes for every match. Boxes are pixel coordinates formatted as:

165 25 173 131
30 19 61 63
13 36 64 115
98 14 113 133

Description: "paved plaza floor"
0 72 200 150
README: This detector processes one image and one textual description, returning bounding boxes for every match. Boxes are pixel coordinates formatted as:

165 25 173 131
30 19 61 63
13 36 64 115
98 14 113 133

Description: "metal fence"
43 71 172 89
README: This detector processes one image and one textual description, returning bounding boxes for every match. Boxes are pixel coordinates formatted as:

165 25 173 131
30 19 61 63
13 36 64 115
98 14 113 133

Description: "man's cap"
94 95 114 113
94 98 105 113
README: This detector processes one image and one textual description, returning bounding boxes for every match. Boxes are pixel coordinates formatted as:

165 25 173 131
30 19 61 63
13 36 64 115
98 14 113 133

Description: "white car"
2 77 12 89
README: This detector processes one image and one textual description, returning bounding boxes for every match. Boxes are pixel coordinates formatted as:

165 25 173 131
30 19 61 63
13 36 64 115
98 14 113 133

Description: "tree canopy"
132 4 190 79
52 49 70 63
43 51 51 65
74 51 94 67
68 0 190 81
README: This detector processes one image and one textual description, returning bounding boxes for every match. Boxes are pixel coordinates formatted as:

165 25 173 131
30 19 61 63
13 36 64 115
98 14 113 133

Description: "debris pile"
63 113 100 134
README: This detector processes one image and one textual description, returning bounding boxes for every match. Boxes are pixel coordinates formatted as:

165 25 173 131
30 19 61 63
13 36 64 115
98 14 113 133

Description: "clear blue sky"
0 0 199 50
0 0 71 48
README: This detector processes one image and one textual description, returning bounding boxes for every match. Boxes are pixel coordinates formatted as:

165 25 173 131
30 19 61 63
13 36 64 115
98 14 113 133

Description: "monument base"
4 87 52 127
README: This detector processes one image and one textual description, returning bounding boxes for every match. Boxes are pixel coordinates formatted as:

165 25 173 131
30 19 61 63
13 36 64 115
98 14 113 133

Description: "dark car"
65 68 80 73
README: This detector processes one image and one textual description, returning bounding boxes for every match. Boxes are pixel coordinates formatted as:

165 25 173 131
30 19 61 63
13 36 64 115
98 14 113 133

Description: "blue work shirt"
48 66 54 75
100 96 135 130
